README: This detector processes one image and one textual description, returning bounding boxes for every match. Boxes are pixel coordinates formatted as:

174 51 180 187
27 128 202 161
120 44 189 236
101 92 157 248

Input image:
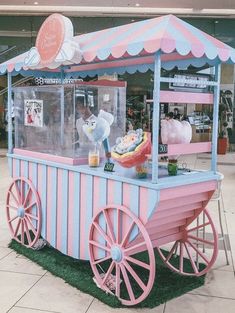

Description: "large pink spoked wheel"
6 177 42 248
89 205 155 306
157 208 218 276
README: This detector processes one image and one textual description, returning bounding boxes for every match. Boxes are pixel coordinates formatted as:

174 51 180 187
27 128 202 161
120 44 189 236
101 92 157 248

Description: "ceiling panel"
0 0 234 9
0 3 233 19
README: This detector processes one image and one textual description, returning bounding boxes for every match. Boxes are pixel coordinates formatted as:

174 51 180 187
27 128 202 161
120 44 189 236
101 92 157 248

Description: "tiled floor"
0 152 235 313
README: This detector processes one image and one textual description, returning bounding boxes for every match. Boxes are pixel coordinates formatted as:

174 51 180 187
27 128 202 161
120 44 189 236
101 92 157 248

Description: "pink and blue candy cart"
2 14 235 305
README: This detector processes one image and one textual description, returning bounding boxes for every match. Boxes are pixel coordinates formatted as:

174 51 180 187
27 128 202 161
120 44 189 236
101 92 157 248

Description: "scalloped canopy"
77 14 235 62
1 14 235 75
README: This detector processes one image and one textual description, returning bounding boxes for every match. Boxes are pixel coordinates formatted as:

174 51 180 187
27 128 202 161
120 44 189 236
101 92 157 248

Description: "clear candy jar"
135 162 148 179
167 159 178 176
88 146 100 167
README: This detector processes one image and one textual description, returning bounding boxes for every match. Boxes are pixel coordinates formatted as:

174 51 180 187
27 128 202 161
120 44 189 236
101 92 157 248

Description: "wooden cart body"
8 152 217 254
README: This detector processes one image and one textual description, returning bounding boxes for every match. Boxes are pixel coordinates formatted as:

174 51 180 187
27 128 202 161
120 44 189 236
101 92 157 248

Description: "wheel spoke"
9 190 20 207
188 234 214 246
120 263 135 302
21 220 25 244
187 222 211 233
116 208 121 244
89 240 111 252
184 242 199 274
92 255 111 265
23 187 32 207
6 204 18 211
103 210 115 243
8 215 19 224
25 212 39 221
124 241 146 255
179 242 184 272
165 241 179 262
124 260 146 291
186 240 210 264
24 202 36 212
101 261 115 286
24 219 32 246
13 182 21 204
20 179 24 204
115 264 120 298
14 219 21 237
121 221 135 248
125 255 150 270
25 216 37 237
93 221 112 246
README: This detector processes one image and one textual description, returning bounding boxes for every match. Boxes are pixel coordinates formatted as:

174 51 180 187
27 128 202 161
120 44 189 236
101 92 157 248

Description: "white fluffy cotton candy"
82 110 114 143
161 119 192 145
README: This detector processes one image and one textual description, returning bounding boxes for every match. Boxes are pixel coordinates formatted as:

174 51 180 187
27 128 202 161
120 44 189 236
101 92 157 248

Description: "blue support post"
60 67 64 84
103 138 111 162
151 52 161 183
211 64 221 173
7 72 13 154
60 67 65 146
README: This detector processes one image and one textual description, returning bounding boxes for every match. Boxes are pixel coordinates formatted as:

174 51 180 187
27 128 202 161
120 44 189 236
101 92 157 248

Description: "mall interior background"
1 11 235 147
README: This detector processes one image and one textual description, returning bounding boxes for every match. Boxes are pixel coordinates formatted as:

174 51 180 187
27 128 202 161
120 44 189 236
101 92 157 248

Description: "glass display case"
13 83 126 162
187 111 211 142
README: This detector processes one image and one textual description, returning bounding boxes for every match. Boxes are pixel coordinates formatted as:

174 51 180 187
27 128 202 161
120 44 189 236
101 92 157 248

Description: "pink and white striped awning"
75 14 235 62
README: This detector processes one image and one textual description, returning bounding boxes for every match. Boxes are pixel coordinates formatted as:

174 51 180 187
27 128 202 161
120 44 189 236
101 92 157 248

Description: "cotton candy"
161 119 192 145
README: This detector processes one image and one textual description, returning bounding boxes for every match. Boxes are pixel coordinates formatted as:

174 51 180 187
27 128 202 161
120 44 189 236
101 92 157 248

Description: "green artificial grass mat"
9 240 205 308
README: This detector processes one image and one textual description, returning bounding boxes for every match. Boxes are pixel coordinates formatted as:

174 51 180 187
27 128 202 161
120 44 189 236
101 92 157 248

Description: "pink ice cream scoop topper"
24 13 82 69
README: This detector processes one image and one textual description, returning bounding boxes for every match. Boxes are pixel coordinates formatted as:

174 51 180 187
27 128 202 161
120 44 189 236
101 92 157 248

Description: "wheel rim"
6 177 42 247
157 209 218 276
89 205 155 306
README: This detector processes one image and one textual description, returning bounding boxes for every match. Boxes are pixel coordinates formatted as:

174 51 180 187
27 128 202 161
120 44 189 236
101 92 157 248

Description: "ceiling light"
214 20 219 23
34 1 39 4
135 3 140 7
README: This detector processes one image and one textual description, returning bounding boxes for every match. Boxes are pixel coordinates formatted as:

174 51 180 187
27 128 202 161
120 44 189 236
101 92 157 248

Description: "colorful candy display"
112 130 151 168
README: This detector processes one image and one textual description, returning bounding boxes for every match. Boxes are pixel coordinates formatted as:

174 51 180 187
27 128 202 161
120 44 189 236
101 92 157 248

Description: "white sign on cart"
24 99 43 127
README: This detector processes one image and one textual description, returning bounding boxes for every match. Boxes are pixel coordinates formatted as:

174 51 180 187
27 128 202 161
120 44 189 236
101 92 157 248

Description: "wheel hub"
111 246 123 262
17 206 25 218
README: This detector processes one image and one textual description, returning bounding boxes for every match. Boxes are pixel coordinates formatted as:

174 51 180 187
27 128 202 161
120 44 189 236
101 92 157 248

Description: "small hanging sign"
158 144 168 154
104 162 115 172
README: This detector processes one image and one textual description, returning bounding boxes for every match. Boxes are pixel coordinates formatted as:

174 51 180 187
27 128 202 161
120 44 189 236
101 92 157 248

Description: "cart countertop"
77 163 220 189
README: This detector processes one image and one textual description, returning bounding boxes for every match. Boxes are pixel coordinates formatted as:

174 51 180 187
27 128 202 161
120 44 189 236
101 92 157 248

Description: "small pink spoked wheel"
89 204 155 306
6 177 42 248
157 208 218 276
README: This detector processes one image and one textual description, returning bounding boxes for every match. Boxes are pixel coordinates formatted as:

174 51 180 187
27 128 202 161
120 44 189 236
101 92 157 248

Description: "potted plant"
126 96 149 131
218 103 228 154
